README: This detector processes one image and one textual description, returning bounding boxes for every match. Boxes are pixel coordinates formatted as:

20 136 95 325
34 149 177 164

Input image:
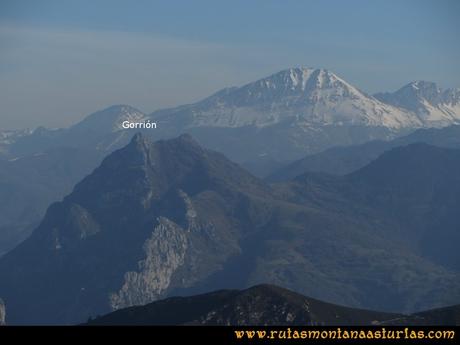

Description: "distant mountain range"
86 284 460 326
0 133 459 325
1 68 459 164
0 69 459 256
269 125 460 180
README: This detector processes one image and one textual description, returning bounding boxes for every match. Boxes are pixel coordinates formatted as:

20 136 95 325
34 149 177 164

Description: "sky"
0 0 459 129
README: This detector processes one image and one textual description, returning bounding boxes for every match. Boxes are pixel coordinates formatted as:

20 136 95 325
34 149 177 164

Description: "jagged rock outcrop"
0 298 5 325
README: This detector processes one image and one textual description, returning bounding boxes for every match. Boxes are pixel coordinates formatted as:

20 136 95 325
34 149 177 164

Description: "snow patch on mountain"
0 129 33 145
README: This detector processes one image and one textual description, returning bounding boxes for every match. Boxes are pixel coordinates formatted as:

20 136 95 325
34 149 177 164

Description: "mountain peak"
128 132 197 153
273 67 316 90
153 133 204 155
128 132 151 153
103 104 141 112
71 105 147 133
130 131 144 142
255 67 349 93
374 81 460 125
69 133 268 210
400 81 441 102
203 67 353 105
154 66 418 130
407 80 438 91
175 133 198 144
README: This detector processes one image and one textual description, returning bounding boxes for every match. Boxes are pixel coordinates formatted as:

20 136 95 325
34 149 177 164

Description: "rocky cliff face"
110 217 188 310
0 299 5 325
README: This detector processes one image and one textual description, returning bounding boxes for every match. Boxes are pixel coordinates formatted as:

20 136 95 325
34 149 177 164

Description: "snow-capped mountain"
2 68 459 164
70 105 147 133
375 81 460 127
151 68 421 130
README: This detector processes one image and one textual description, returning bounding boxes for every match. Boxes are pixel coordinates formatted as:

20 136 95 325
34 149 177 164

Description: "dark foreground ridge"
87 284 460 326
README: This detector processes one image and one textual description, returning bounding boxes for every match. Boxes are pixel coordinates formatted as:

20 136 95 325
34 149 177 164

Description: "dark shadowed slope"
379 305 460 326
0 147 103 256
87 284 459 326
280 143 460 271
0 106 148 256
87 285 401 326
269 125 460 181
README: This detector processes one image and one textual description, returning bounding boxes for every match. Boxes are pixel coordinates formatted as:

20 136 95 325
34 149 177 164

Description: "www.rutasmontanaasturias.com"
233 327 456 341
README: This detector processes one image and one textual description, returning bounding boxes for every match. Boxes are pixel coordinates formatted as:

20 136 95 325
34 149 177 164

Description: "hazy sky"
1 0 459 129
